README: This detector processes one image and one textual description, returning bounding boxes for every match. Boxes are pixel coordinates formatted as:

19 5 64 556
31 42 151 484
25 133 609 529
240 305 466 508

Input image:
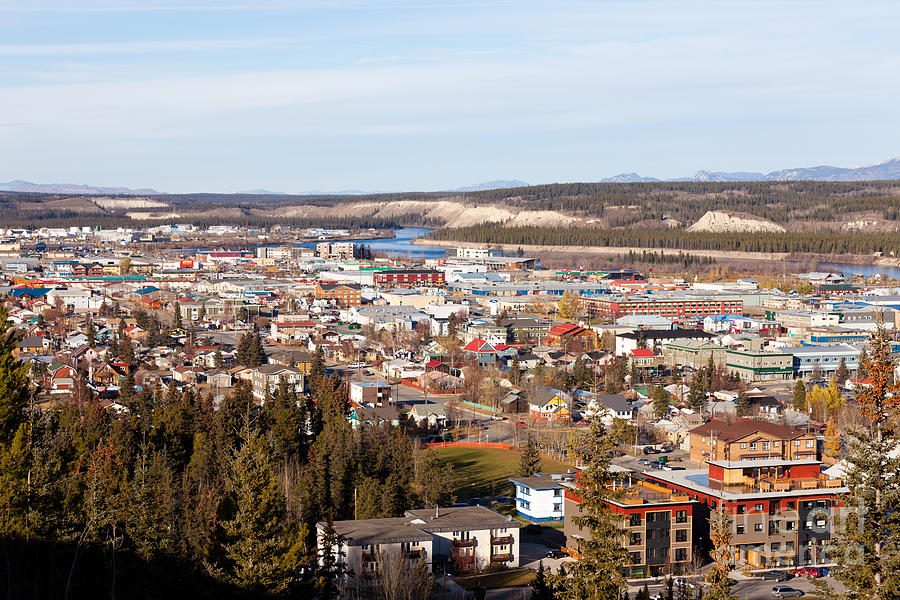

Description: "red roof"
464 339 493 353
425 360 443 367
548 323 579 336
630 349 655 358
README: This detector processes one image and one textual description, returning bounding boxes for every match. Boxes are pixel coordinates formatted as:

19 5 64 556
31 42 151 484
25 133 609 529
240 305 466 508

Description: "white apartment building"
318 506 520 577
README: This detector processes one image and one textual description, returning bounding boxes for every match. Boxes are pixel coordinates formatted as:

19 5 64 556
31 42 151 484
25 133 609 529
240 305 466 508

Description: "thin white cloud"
0 38 293 56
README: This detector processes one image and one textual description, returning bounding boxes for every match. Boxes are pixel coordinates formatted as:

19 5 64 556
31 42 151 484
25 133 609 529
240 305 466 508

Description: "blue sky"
1 0 898 193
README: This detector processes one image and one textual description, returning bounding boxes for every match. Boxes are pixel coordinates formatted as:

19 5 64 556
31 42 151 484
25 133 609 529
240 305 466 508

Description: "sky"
1 0 898 193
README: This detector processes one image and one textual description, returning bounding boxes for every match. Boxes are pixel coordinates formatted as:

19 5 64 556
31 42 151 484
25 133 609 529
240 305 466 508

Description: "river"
304 227 445 259
814 261 900 280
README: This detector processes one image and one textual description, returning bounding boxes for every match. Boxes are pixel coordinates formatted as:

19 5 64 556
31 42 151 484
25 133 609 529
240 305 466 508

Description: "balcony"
492 535 513 546
453 538 476 548
405 548 425 560
491 553 513 563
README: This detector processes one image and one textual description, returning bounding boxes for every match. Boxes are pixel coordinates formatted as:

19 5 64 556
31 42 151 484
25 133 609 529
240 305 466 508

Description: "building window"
630 533 641 545
763 442 770 450
630 514 642 526
675 548 688 562
648 548 656 559
740 442 747 449
675 510 687 523
786 521 795 531
630 552 641 564
736 525 745 534
749 442 757 451
754 503 764 512
806 440 815 448
754 523 763 532
737 505 746 515
773 441 779 447
676 530 687 543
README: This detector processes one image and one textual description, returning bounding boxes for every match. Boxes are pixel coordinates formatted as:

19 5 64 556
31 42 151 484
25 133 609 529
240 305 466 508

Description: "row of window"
628 529 689 545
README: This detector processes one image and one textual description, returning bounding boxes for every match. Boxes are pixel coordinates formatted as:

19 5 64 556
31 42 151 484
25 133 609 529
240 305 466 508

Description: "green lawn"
454 568 536 590
433 446 572 499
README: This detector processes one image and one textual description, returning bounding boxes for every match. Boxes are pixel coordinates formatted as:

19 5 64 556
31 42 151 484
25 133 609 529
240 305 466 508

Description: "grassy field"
433 446 572 499
454 568 536 590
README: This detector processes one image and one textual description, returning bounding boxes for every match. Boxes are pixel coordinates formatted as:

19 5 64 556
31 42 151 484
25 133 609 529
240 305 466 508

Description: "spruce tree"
735 389 750 417
172 301 182 328
532 561 556 600
220 433 297 593
550 419 629 599
0 304 30 446
835 357 849 386
831 324 900 599
517 433 543 477
792 379 807 412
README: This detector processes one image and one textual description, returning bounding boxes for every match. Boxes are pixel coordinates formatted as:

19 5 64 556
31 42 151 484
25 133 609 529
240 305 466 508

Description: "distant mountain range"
601 157 900 183
0 179 161 195
451 180 529 192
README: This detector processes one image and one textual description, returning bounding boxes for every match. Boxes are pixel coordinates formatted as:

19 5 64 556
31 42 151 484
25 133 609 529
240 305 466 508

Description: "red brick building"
580 295 743 320
373 269 445 288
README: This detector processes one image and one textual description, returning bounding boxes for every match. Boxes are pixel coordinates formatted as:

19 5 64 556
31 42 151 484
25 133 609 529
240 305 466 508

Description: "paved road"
627 575 837 600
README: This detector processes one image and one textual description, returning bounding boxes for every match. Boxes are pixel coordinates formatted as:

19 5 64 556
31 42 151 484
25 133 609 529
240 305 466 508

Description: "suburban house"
349 381 393 406
544 323 598 352
249 364 305 401
509 472 575 523
528 388 573 422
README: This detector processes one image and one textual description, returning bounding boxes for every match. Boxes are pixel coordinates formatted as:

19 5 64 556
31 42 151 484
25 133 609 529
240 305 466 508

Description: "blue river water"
304 227 445 259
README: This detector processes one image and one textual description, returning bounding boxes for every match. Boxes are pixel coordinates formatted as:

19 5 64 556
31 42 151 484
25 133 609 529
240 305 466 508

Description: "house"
15 335 49 357
616 328 714 357
544 323 598 352
249 364 305 401
349 405 402 429
528 388 572 422
725 339 794 382
409 403 448 428
349 381 393 406
463 338 514 364
509 472 575 523
48 361 78 393
317 506 521 577
688 419 818 464
592 393 636 422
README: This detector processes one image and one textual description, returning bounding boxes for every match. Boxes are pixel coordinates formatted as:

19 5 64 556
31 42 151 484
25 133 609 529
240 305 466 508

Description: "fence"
422 441 512 450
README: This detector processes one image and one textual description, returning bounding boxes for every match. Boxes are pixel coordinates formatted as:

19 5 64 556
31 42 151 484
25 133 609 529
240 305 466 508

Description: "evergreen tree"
85 317 96 347
857 348 869 379
214 348 224 368
219 433 299 593
532 561 556 600
0 304 30 447
172 301 182 328
835 357 850 386
517 433 543 477
119 332 135 364
830 324 900 599
735 389 750 417
551 420 629 599
792 379 807 412
665 577 674 600
650 386 670 417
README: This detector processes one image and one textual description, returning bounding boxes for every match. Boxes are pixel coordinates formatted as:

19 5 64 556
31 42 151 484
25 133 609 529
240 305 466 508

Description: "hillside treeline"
4 180 900 230
429 225 900 256
0 341 453 598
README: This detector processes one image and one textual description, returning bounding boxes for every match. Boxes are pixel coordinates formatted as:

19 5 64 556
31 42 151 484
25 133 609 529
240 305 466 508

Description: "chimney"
434 505 439 520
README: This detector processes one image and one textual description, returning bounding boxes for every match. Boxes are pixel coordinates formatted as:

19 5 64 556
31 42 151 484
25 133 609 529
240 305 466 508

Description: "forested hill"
1 180 899 231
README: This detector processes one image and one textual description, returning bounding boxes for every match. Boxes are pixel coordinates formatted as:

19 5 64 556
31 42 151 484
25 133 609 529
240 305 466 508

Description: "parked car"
760 571 791 582
490 414 503 421
643 446 661 455
772 586 804 598
545 549 567 559
649 593 664 600
516 421 528 428
673 577 697 589
793 567 822 578
637 458 652 466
